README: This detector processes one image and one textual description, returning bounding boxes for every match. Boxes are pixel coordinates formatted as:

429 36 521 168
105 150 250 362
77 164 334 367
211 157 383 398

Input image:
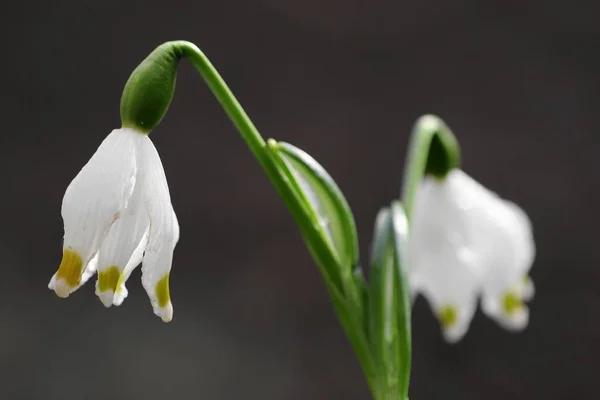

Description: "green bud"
120 42 185 134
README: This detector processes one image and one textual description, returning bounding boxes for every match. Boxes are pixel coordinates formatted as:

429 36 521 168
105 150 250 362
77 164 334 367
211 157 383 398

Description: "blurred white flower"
48 127 179 322
408 169 535 342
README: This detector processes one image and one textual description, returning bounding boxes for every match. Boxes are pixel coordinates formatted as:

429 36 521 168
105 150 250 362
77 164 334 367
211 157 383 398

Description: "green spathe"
120 43 184 133
401 114 461 220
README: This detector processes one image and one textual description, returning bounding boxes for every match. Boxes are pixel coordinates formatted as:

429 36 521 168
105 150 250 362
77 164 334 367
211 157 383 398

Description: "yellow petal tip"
438 304 458 329
154 273 172 322
53 249 84 297
97 266 121 293
154 273 171 308
502 291 524 315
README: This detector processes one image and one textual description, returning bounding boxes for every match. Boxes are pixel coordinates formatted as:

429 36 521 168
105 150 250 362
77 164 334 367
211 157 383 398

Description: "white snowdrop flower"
408 169 535 342
48 127 179 322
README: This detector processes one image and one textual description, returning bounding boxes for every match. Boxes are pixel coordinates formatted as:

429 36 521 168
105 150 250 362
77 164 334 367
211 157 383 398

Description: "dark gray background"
1 1 598 399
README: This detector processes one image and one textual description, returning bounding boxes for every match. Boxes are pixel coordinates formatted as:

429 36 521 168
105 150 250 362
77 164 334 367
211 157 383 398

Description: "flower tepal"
408 170 481 342
459 171 535 332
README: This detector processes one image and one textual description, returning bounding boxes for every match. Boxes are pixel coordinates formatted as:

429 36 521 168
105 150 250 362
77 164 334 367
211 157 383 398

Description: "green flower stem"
180 42 363 299
176 41 338 285
167 41 378 393
400 114 461 221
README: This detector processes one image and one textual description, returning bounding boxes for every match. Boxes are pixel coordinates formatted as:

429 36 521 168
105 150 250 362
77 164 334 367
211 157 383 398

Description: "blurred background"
1 1 599 399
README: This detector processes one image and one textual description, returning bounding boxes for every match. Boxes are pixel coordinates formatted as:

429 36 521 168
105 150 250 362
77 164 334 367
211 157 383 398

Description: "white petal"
48 274 56 290
79 254 99 286
498 306 529 331
112 229 149 307
139 137 180 322
412 250 480 343
452 171 536 330
502 201 536 271
408 173 480 343
519 276 535 301
481 294 530 331
441 301 478 343
95 175 150 308
470 201 534 297
50 128 145 297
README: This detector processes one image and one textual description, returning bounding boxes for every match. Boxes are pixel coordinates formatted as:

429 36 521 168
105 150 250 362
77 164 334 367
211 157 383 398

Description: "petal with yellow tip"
94 173 149 308
139 138 179 322
51 128 145 297
408 171 484 343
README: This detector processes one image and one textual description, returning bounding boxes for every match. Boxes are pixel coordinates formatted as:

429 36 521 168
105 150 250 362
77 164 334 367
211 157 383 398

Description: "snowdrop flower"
47 42 190 322
48 127 179 322
408 169 535 342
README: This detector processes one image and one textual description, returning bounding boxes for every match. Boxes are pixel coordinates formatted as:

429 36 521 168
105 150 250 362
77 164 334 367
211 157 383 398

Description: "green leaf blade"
267 140 360 294
276 141 359 270
390 201 412 399
265 139 376 392
368 203 412 400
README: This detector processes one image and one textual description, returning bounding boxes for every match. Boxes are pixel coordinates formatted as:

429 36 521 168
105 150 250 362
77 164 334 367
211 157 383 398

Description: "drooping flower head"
404 115 535 342
48 129 179 322
48 43 183 322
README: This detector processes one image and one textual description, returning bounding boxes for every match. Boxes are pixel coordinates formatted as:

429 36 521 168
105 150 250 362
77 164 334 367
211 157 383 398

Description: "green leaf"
368 202 411 399
266 139 378 393
389 201 411 398
267 140 360 292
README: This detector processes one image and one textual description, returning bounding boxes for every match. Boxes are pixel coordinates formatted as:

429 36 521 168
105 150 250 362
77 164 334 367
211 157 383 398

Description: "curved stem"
162 41 378 393
177 42 346 290
400 114 461 221
178 43 268 169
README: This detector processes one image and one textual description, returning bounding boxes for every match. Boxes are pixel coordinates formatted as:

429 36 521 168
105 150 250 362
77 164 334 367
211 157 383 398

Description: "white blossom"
408 169 535 342
48 128 179 322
